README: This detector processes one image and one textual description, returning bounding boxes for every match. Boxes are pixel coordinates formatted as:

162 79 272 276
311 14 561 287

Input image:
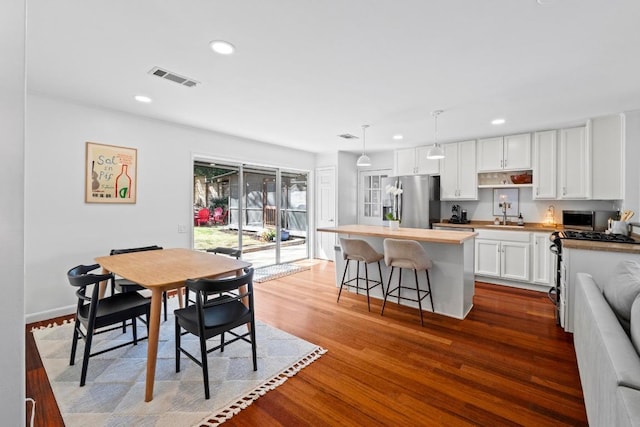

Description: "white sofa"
574 265 640 426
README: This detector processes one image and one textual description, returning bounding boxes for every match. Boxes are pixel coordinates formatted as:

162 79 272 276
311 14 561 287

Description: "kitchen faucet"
499 196 511 225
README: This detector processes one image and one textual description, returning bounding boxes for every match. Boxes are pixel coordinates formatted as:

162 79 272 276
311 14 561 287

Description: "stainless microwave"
562 210 617 231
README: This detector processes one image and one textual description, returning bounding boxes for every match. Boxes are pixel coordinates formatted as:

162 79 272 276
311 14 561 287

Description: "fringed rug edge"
195 346 328 426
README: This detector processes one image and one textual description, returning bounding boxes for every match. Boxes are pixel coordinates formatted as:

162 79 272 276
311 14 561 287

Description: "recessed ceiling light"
491 118 506 125
209 40 235 55
134 95 152 103
392 134 404 140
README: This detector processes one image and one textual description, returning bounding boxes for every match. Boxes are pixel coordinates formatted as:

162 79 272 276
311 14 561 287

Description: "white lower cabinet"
475 230 531 282
532 232 553 286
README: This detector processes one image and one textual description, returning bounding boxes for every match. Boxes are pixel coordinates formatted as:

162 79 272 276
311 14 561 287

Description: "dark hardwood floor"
26 260 587 426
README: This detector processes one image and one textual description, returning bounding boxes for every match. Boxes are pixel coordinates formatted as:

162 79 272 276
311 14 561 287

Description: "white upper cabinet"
476 137 503 171
477 133 531 172
532 130 557 199
441 140 477 200
394 146 440 176
591 114 625 200
394 148 417 176
415 146 441 175
559 125 590 199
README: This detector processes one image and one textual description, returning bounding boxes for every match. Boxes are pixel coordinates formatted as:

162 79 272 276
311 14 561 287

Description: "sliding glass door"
280 171 308 264
193 160 308 268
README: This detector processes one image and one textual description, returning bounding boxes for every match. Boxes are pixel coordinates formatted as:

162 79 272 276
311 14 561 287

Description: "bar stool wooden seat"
338 238 384 311
381 238 434 326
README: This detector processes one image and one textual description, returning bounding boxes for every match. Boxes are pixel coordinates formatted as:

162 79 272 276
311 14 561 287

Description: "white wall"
336 151 358 226
25 94 315 321
442 189 618 225
0 0 25 423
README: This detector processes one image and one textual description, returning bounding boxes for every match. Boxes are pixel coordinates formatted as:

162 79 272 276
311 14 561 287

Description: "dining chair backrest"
206 247 241 259
187 267 254 311
68 263 113 290
109 245 163 256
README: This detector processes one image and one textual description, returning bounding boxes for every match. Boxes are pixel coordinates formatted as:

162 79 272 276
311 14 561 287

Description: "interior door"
358 169 390 226
316 167 336 260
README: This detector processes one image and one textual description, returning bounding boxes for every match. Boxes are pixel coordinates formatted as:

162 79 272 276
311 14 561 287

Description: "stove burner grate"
560 230 639 244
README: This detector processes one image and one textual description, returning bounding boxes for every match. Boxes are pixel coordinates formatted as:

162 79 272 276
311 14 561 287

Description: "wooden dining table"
95 247 251 402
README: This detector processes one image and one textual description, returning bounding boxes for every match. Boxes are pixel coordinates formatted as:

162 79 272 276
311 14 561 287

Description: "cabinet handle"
563 187 567 196
504 158 507 168
500 159 503 168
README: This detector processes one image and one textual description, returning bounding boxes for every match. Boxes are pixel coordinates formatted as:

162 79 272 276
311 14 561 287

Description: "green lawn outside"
193 226 264 250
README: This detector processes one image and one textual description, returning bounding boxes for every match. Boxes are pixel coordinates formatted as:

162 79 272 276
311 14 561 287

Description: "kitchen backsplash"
441 187 620 225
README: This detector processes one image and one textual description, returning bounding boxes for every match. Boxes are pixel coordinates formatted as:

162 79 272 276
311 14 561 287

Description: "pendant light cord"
361 124 369 155
432 110 442 147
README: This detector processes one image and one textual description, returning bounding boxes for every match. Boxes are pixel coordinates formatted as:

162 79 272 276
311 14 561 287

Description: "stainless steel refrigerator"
381 175 441 229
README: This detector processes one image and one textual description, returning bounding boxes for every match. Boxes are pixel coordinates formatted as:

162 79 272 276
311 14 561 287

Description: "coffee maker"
449 205 469 224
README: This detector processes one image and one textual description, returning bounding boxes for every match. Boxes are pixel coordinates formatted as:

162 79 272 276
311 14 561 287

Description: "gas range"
557 230 640 244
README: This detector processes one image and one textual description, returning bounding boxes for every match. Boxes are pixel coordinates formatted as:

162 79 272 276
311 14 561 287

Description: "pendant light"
356 124 372 167
426 110 445 160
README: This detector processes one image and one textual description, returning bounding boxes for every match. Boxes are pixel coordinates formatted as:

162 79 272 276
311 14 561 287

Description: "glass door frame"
192 155 309 267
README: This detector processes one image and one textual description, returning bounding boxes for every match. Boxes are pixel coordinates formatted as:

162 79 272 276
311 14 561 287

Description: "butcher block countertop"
317 224 477 244
560 237 640 254
432 221 560 232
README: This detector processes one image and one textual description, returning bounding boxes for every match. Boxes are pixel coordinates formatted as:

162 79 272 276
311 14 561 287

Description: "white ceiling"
26 0 640 154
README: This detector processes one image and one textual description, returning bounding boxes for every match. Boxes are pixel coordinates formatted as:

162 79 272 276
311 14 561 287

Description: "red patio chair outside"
212 208 228 225
196 208 210 226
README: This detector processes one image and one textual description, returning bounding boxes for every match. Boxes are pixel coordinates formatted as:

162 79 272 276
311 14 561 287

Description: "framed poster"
85 142 137 203
492 188 519 217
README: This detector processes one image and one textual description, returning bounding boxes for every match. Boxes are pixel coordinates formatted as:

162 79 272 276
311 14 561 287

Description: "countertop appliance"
448 204 469 224
382 175 440 229
562 210 618 231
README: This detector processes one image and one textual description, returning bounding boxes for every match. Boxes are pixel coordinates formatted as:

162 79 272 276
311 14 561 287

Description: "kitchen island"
317 224 477 319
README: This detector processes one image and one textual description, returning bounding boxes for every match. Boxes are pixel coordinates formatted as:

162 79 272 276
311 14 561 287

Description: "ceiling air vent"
338 133 358 139
148 67 199 88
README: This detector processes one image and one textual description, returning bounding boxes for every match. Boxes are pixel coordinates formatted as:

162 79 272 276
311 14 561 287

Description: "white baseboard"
25 304 75 324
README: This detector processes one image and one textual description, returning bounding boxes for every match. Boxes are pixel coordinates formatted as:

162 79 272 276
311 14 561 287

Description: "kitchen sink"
485 224 525 229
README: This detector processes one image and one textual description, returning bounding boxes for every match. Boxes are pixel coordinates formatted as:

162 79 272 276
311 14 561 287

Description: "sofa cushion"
604 260 640 334
617 387 640 427
631 295 640 356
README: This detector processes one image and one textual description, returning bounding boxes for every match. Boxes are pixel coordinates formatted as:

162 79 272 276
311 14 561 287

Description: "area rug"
32 301 326 427
253 263 310 283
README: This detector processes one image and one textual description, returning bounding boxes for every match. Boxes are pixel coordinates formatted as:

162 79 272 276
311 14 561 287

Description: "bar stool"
338 238 384 311
381 238 434 326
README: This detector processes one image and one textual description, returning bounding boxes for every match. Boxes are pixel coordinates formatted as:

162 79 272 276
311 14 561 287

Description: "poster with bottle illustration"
85 142 137 203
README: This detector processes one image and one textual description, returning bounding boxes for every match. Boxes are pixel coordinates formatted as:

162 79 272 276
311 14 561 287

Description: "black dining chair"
205 247 242 259
183 247 243 307
109 245 168 321
174 267 256 399
67 263 151 386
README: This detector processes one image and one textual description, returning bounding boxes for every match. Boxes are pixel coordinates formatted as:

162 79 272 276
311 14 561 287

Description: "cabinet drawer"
476 229 531 242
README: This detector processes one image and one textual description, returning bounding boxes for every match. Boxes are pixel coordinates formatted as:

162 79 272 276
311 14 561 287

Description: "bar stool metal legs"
338 238 385 312
338 258 384 311
381 266 433 326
